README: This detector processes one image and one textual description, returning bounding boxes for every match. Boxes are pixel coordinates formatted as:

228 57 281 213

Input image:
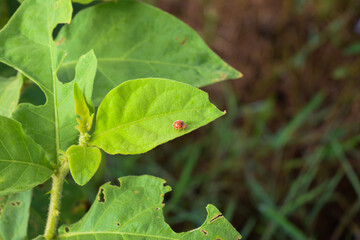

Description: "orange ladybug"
173 120 187 130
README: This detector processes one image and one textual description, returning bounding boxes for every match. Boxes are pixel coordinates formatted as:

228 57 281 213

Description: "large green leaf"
0 190 31 240
0 58 30 240
67 145 101 186
0 0 97 163
0 73 22 117
0 116 53 196
89 78 225 155
58 175 241 239
57 0 242 105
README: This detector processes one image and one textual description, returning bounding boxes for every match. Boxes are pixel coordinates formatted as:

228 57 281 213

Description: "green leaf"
0 73 22 117
0 190 31 240
0 0 97 163
0 116 53 196
67 145 101 186
58 175 241 239
72 0 95 4
1 191 31 239
89 78 225 155
74 83 93 134
57 0 242 105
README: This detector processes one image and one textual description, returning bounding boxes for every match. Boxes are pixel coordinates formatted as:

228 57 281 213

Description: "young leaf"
89 78 225 155
0 0 97 163
0 116 53 196
57 0 242 105
57 175 241 239
74 83 94 135
0 190 31 240
0 73 22 117
66 145 101 186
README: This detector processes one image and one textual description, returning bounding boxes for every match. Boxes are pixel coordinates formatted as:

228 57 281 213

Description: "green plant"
0 0 242 239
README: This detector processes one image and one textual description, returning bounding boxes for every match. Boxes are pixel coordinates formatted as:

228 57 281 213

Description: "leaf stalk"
44 160 69 239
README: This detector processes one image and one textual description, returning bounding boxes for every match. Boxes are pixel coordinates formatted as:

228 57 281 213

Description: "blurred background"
2 0 360 239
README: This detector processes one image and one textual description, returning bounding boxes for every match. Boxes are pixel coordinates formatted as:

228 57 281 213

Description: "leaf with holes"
0 116 53 196
0 190 31 240
57 0 242 105
0 73 22 117
57 175 241 239
0 0 97 163
89 78 225 155
67 145 101 186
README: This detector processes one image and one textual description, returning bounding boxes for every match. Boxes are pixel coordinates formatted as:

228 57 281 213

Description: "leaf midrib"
46 2 61 161
0 159 53 171
61 58 224 71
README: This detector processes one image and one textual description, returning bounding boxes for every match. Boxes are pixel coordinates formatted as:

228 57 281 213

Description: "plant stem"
44 161 69 239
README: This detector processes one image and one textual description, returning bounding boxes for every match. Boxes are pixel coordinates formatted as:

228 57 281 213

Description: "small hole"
98 188 105 203
64 226 70 233
116 222 121 227
200 229 208 236
109 179 121 187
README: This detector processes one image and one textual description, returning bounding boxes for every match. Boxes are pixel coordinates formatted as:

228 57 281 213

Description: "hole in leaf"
20 83 46 106
209 214 223 224
98 188 105 203
155 207 160 210
15 201 21 206
10 202 16 206
116 222 121 227
109 178 121 187
200 229 208 236
64 226 70 233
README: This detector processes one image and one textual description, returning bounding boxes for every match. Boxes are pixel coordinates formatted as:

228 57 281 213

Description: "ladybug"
173 120 187 130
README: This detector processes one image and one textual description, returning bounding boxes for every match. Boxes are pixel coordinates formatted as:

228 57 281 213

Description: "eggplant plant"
0 0 242 239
